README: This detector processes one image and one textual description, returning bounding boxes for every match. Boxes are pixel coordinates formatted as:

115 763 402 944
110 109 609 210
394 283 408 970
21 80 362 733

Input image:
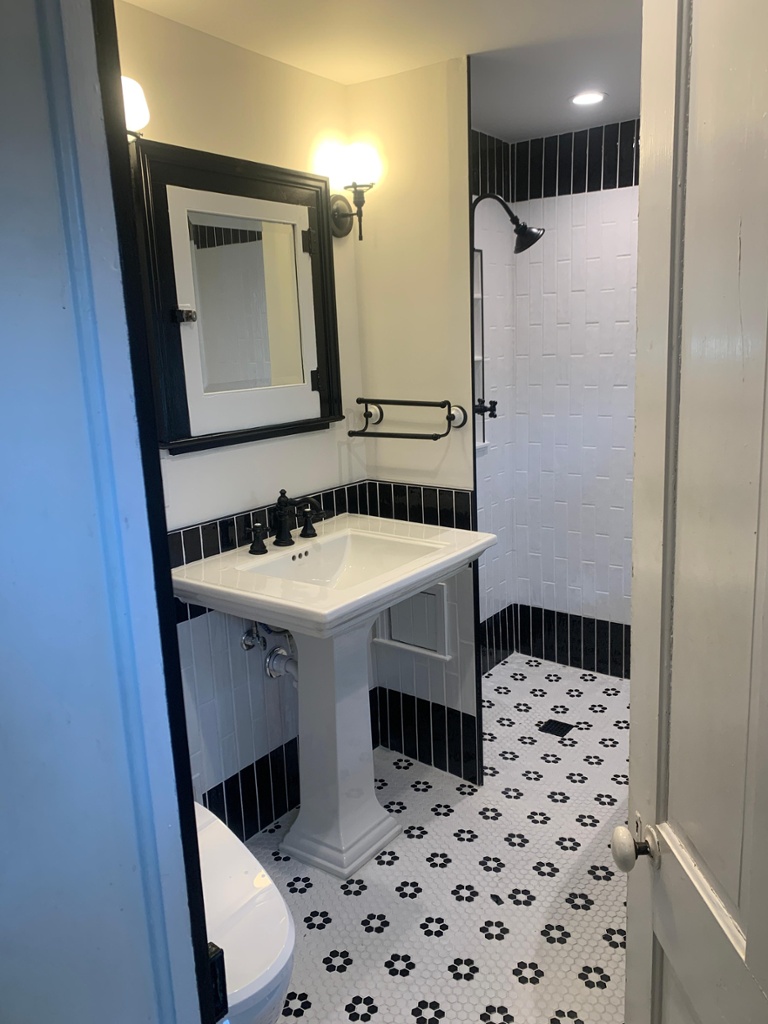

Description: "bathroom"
7 2 768 1023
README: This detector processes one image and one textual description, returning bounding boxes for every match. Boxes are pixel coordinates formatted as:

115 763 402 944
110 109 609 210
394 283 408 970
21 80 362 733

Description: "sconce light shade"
121 76 150 133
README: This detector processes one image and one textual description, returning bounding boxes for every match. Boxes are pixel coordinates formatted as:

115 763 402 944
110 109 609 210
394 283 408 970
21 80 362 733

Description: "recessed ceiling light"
572 91 605 106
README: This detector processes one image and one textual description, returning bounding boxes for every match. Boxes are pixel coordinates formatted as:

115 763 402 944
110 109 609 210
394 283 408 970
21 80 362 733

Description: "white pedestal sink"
172 514 495 876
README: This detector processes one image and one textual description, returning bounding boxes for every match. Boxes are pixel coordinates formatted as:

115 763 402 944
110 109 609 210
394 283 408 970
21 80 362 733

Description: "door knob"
611 824 660 872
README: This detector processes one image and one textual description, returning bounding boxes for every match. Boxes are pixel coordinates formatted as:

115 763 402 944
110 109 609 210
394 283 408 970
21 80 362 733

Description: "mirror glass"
188 211 305 393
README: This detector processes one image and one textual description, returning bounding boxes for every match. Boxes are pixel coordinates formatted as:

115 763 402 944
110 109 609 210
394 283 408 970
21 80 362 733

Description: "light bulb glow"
344 141 382 186
312 135 384 192
572 91 605 106
122 76 150 132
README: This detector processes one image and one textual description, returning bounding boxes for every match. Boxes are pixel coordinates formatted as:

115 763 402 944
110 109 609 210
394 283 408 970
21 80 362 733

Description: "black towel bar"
348 397 468 441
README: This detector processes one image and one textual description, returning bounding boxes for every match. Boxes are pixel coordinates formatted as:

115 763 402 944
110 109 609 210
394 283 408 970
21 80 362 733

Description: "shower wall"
472 125 638 676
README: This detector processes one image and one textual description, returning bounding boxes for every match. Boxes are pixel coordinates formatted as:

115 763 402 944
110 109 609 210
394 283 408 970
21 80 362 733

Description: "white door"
621 0 768 1020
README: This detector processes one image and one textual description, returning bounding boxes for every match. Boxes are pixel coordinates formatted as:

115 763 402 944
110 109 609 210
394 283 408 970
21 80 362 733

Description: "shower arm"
471 192 544 254
471 192 522 228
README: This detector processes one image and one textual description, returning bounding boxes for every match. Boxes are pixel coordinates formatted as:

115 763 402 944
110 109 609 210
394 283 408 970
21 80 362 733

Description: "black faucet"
272 490 325 547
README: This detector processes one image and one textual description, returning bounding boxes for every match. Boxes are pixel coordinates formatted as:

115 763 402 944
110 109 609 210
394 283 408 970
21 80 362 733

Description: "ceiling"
125 0 642 140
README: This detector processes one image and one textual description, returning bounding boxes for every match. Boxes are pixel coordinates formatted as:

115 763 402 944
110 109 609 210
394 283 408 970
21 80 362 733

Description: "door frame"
90 2 217 1020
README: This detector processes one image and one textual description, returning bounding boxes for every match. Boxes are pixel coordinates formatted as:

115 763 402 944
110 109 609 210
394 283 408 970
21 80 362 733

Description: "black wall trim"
168 479 474 569
90 3 217 1021
371 687 478 785
470 119 640 202
480 603 631 680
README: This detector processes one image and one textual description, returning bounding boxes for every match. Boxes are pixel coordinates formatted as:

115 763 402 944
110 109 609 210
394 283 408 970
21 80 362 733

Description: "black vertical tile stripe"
182 526 202 564
478 132 489 194
407 486 423 523
543 136 558 198
634 122 640 185
168 531 183 568
223 775 244 841
201 522 219 558
219 517 236 552
321 489 335 514
416 697 433 764
501 141 511 203
431 703 448 772
346 483 359 514
602 122 619 189
461 711 478 784
557 132 573 196
377 686 390 749
572 130 588 193
235 513 252 547
514 140 530 202
438 489 455 528
508 144 516 204
378 482 394 519
240 764 259 839
366 481 380 517
494 137 504 199
254 754 273 832
333 486 348 515
206 783 225 823
528 138 544 200
423 487 439 526
269 748 288 820
285 738 300 810
470 130 480 196
357 482 369 515
387 689 403 753
454 491 472 531
401 693 418 759
618 120 636 187
587 126 603 192
370 688 380 748
446 708 463 777
393 484 408 521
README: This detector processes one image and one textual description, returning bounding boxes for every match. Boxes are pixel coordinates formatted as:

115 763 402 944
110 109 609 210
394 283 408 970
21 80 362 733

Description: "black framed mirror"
131 140 344 454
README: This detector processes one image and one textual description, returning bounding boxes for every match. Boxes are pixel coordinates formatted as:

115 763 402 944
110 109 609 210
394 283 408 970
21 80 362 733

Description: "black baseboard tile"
480 603 631 680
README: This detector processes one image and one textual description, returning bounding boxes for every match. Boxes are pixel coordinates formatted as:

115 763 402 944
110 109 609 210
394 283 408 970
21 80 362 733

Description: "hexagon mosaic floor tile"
247 653 628 1024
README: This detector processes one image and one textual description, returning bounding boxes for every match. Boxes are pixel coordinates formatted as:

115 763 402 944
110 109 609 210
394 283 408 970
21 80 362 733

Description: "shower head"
471 192 545 254
514 222 545 254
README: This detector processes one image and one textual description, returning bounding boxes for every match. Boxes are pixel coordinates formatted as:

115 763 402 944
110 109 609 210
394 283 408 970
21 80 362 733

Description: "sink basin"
172 513 495 637
172 513 495 877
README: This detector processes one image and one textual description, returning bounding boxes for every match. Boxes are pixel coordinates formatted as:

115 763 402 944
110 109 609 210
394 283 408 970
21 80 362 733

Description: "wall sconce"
121 76 150 134
331 183 374 241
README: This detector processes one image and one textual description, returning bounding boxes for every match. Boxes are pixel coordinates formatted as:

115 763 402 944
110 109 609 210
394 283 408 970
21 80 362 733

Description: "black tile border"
371 686 479 784
470 119 640 201
168 478 475 570
480 602 631 680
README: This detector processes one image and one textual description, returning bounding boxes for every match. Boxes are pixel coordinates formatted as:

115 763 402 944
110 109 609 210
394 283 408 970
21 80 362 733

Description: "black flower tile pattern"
248 654 627 1023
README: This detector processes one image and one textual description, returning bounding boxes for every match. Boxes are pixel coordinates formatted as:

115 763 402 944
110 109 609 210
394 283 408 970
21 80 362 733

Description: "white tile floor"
248 653 628 1024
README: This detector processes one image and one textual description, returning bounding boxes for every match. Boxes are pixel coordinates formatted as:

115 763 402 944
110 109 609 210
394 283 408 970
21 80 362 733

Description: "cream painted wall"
348 61 474 490
116 4 474 529
116 1 366 530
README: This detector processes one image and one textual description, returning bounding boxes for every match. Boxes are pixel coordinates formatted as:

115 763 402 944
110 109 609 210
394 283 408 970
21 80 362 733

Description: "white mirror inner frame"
166 185 320 436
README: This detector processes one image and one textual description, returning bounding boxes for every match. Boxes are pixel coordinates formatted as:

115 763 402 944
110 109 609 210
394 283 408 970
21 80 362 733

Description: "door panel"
665 0 768 910
628 0 768 1019
660 955 700 1024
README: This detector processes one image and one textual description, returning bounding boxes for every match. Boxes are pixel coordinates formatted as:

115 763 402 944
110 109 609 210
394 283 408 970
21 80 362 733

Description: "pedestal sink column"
279 616 400 877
